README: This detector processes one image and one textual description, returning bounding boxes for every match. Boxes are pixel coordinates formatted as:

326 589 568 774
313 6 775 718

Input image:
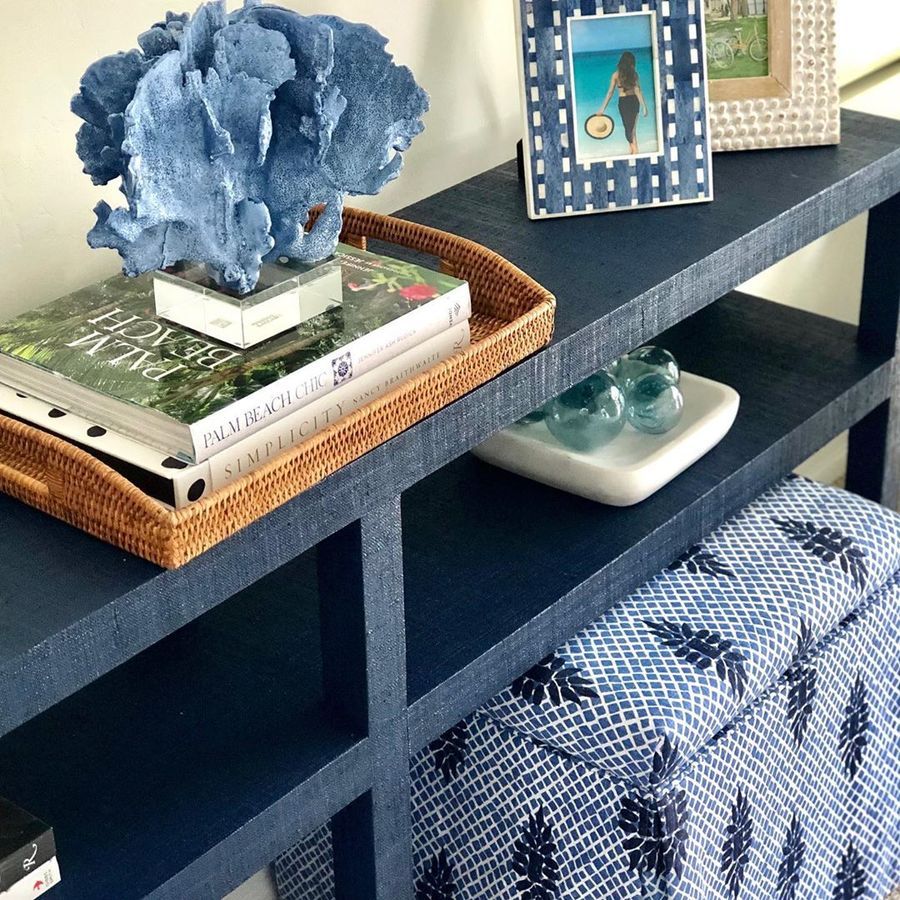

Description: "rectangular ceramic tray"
472 371 740 505
0 208 556 568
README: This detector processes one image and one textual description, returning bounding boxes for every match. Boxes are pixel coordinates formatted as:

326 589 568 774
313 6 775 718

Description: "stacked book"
0 244 471 508
0 798 59 898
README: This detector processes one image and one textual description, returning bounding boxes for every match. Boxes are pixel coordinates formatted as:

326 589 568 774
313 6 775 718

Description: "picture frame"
704 0 839 150
516 0 714 219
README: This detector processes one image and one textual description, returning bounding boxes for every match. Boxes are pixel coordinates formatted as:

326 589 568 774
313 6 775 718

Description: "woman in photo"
597 51 649 155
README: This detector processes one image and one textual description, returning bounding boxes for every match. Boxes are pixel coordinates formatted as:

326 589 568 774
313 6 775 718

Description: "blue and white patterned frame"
517 0 714 218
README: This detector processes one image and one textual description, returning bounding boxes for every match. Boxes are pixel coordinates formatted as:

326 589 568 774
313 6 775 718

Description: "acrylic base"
153 260 343 349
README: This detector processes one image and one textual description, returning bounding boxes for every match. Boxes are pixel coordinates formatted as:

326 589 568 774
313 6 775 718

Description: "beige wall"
742 63 900 328
1 0 898 320
836 0 900 85
0 1 522 317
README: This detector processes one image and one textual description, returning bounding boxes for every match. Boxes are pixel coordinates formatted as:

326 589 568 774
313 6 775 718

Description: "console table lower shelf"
0 291 890 900
473 370 741 505
280 475 900 900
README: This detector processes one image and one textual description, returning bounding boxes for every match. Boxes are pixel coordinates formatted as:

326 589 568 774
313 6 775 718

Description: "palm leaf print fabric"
510 806 560 899
771 518 869 589
510 654 599 708
478 477 900 781
429 722 468 784
838 674 869 781
275 478 900 900
720 787 754 896
786 620 818 748
832 841 866 900
667 545 735 578
776 814 805 900
415 849 456 900
643 619 749 699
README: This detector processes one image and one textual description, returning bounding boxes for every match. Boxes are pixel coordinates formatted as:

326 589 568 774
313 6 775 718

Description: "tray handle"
0 413 169 524
340 207 555 324
0 458 52 501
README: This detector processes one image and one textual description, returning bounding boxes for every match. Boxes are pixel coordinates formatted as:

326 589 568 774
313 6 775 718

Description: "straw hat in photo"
585 113 615 140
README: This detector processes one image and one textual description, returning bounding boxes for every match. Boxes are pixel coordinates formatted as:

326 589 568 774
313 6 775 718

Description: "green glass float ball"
516 407 547 425
625 372 684 434
611 345 680 393
545 371 626 452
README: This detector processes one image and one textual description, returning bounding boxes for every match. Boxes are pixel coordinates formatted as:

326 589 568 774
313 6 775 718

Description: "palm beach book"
0 245 471 463
0 321 470 508
0 797 56 893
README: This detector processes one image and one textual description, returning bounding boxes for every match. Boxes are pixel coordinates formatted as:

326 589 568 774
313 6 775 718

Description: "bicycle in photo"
708 19 768 71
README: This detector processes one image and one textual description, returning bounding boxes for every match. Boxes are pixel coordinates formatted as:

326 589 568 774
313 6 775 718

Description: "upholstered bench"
276 476 900 899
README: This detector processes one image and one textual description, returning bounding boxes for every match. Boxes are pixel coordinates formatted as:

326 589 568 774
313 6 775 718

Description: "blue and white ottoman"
277 476 900 899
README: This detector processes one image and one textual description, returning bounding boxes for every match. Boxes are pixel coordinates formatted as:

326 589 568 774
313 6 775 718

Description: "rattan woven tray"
0 208 556 568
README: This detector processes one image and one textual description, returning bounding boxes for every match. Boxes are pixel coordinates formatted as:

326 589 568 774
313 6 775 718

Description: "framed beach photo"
569 12 665 164
704 0 839 150
516 0 713 219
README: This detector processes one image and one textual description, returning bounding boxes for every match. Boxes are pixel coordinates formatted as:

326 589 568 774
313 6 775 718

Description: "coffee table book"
0 206 556 567
0 797 57 894
1 858 61 898
0 244 471 464
0 321 470 509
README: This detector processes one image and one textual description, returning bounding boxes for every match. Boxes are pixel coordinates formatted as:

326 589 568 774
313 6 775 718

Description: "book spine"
206 318 470 489
190 283 472 463
0 830 56 892
1 857 61 898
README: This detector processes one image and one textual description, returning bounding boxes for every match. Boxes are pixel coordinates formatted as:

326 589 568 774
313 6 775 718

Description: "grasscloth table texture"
0 207 555 568
0 109 896 900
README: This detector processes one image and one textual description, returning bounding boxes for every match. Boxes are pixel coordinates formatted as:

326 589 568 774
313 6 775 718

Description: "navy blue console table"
0 109 897 900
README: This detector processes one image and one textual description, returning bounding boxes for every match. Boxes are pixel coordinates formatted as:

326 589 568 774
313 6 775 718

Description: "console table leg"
847 192 900 509
318 499 414 900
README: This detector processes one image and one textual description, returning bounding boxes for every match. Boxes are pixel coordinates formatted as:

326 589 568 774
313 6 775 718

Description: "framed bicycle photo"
516 0 713 220
704 0 839 150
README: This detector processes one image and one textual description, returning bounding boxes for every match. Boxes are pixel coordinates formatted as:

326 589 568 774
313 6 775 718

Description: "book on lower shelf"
0 243 471 463
0 323 470 508
0 798 59 897
0 859 61 899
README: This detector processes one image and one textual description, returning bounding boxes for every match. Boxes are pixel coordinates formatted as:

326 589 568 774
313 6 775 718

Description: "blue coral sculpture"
72 1 429 294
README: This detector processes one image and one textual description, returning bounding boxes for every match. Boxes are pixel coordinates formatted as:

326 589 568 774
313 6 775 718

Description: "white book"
0 321 470 509
207 319 470 488
0 857 61 898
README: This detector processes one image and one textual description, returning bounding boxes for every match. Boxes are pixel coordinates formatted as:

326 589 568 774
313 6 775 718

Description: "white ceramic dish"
472 371 740 506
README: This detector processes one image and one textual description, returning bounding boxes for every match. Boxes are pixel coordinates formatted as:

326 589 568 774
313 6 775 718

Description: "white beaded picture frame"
516 0 714 219
706 0 839 151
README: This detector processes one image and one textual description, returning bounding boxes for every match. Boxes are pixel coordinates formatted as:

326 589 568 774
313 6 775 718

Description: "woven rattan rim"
0 208 556 567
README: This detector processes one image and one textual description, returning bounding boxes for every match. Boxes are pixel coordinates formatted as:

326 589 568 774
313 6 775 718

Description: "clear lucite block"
153 259 344 349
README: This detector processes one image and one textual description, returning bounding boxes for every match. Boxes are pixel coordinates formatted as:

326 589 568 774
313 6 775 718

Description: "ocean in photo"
572 46 661 161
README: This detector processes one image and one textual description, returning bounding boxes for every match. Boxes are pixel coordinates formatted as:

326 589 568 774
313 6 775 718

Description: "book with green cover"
0 245 471 462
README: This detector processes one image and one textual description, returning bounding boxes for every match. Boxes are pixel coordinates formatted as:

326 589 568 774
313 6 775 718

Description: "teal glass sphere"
625 372 684 434
611 346 680 393
517 407 547 425
545 371 625 452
